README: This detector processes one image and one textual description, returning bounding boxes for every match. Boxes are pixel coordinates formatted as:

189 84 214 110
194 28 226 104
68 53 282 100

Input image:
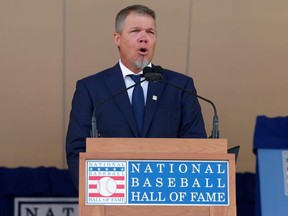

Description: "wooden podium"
79 138 236 216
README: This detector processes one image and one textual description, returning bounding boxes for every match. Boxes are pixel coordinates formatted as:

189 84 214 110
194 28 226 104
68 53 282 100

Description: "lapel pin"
152 95 158 101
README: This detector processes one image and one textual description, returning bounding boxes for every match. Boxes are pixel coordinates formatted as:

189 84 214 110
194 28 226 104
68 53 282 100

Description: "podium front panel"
79 138 236 216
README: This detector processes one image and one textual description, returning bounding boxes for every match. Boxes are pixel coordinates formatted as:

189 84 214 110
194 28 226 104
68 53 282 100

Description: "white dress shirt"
119 59 150 104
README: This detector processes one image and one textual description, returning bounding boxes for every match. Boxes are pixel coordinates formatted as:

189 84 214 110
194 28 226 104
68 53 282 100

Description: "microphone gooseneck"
91 77 146 138
143 66 219 139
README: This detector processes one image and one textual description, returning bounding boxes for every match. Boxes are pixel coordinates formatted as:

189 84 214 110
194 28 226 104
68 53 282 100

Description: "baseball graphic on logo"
97 177 117 196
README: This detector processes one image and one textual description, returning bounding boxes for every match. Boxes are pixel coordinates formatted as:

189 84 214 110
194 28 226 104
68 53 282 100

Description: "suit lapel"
142 80 165 137
104 64 139 136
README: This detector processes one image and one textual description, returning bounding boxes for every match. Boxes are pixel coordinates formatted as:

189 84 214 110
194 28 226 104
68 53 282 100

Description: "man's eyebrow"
128 27 140 31
147 27 156 31
129 26 156 30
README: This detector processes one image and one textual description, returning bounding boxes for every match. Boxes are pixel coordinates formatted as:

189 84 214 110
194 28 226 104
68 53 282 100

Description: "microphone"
91 76 145 138
143 66 219 139
143 67 163 81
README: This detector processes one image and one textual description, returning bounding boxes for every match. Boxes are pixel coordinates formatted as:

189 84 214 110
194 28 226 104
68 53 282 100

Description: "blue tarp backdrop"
0 167 255 216
253 115 288 216
0 167 77 216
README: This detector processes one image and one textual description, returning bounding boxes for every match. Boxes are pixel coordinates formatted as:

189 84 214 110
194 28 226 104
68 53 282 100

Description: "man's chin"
134 59 150 70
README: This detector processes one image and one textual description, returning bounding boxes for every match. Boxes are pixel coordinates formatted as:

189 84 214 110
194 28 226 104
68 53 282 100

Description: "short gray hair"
115 5 156 34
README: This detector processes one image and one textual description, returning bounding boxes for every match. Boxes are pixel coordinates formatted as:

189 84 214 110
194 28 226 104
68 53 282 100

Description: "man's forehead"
124 13 156 27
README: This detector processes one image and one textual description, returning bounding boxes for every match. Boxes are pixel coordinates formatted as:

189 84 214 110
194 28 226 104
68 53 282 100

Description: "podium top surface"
86 138 227 154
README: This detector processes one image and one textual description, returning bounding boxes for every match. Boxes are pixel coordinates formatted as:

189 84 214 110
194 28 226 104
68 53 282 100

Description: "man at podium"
66 4 207 189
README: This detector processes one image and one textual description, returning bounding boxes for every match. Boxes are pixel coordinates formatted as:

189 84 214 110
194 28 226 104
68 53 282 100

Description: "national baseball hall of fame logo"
86 160 127 204
85 159 229 205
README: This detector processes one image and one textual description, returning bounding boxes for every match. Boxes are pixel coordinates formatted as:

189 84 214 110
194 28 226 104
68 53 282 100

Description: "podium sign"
86 160 229 206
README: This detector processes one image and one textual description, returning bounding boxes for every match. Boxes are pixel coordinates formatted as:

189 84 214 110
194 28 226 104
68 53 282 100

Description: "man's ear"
113 32 120 47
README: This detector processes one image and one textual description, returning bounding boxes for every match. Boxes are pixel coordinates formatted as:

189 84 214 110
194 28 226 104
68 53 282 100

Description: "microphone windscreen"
143 66 163 82
143 66 153 75
153 65 163 75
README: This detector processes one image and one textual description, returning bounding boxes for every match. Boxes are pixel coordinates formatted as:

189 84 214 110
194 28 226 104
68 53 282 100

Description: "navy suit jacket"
66 63 207 188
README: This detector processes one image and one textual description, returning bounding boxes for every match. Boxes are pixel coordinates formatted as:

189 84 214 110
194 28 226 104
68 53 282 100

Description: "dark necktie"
130 75 145 136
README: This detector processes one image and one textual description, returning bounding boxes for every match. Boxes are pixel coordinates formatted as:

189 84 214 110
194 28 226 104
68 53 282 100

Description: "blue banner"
86 160 229 206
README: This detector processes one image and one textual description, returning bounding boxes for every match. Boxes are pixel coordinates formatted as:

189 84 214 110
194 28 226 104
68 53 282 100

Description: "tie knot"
130 75 141 83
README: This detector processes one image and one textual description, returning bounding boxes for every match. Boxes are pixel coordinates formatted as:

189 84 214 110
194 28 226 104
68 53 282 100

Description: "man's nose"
138 32 148 43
